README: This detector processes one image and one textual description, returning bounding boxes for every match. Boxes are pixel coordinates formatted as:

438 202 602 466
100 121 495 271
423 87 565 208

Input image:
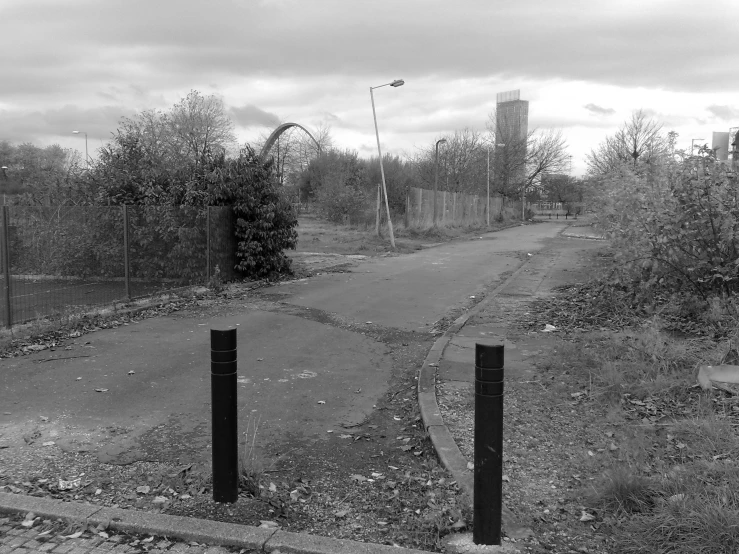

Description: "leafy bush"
316 183 369 224
208 148 298 279
594 156 739 302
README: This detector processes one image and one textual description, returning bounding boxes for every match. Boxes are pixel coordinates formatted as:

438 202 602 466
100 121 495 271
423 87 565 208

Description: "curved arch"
259 122 321 159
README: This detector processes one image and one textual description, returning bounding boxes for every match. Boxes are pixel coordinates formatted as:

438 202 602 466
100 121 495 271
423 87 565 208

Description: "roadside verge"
417 255 536 540
0 491 429 554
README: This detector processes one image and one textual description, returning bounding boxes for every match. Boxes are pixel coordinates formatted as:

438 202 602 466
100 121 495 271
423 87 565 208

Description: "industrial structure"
710 127 739 161
493 90 529 196
495 90 529 143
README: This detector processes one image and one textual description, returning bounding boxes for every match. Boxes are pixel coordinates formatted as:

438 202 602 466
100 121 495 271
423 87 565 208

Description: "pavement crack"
246 296 425 345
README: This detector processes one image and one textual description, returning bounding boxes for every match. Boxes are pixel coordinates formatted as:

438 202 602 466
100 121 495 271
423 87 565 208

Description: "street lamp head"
437 138 447 145
72 130 80 134
390 79 405 87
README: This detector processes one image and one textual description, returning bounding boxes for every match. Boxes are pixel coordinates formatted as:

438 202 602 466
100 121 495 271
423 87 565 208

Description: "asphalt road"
0 221 568 467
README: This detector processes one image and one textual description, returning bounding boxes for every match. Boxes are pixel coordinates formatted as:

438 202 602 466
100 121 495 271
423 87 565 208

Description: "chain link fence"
0 205 237 327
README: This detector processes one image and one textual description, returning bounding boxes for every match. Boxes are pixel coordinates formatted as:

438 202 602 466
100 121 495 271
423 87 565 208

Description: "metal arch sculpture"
259 122 321 159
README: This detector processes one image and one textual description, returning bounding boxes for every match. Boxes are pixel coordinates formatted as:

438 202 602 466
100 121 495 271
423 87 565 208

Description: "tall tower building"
495 90 529 143
494 90 529 189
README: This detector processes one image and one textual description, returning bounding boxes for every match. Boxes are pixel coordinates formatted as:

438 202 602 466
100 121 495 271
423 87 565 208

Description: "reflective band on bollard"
474 343 504 545
211 328 238 503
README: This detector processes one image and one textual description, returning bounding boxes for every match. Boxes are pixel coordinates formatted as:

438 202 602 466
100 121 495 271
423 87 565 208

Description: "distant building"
495 90 529 143
712 132 730 161
710 128 738 161
494 90 529 190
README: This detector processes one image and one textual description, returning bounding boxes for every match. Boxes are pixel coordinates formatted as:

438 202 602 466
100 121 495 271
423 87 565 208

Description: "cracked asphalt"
0 221 568 471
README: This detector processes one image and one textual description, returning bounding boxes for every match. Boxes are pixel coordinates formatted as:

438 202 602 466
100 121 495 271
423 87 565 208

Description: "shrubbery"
315 183 369 224
207 149 298 279
594 155 739 309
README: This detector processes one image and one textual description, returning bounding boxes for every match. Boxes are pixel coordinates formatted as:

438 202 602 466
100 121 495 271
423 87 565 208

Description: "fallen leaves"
580 510 597 522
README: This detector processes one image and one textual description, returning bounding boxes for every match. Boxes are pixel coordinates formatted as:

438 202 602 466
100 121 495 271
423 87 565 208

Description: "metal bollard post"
211 328 239 503
474 344 504 545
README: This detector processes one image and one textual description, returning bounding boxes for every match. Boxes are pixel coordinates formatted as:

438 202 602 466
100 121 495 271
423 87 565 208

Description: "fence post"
123 205 131 300
206 206 211 281
1 206 11 328
211 328 239 503
474 343 504 545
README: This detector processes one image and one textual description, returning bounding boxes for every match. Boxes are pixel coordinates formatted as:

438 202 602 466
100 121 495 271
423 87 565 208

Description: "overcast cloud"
1 0 737 174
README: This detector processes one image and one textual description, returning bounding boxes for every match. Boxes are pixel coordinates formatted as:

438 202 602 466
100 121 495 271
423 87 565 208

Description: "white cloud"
0 0 737 175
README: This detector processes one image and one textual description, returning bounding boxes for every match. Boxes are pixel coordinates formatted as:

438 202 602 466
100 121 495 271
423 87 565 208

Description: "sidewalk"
418 226 606 543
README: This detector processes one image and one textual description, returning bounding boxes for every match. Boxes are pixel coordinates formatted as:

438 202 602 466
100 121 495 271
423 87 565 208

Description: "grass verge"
533 304 739 553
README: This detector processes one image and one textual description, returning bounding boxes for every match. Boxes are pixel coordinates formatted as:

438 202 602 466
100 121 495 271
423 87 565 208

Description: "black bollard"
211 328 239 503
474 344 504 545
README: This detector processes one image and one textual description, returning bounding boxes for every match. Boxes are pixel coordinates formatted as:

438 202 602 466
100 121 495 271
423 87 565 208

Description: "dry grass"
294 213 516 256
545 319 739 553
238 415 265 497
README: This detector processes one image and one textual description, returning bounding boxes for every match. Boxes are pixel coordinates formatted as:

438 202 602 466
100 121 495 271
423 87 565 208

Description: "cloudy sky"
1 0 737 175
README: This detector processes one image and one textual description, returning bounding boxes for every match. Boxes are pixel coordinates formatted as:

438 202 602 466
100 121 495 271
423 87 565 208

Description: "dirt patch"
294 212 523 257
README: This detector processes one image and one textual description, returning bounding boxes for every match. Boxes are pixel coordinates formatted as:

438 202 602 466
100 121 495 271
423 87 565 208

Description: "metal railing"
0 205 237 327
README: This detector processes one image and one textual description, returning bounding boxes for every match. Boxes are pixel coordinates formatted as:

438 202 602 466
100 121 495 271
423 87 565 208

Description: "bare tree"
585 110 669 175
168 90 237 166
416 128 486 195
525 129 569 190
486 112 569 198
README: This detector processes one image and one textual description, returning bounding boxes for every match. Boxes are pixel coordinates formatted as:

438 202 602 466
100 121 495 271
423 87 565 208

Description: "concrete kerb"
0 492 428 554
417 245 545 541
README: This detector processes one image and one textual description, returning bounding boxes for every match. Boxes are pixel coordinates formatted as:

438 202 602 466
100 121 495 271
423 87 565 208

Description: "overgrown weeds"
593 463 739 554
238 414 264 497
588 466 656 516
541 315 739 552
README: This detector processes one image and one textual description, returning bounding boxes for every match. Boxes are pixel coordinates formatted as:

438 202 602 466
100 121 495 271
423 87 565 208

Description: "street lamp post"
370 79 404 250
72 130 89 169
434 138 447 226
